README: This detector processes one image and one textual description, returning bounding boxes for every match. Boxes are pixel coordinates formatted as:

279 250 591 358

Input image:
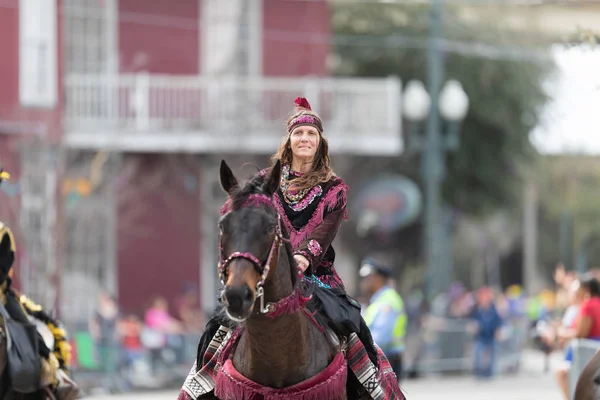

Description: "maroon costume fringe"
214 352 347 400
219 179 349 254
273 181 348 251
177 391 193 400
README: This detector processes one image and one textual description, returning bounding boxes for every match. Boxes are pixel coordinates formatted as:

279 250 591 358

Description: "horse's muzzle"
222 284 255 321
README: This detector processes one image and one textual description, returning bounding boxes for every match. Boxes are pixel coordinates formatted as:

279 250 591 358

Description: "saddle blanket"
177 325 406 400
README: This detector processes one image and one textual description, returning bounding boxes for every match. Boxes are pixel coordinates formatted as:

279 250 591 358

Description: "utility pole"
422 0 446 300
523 178 538 294
559 210 573 270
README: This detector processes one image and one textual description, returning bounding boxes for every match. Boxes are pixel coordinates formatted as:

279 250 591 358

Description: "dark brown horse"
574 349 600 400
196 160 368 400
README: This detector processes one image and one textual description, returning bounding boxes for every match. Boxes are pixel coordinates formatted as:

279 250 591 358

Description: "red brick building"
2 0 401 322
0 0 63 309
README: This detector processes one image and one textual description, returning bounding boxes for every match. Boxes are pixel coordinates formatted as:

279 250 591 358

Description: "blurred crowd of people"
81 264 600 394
84 286 207 392
529 265 600 400
405 282 520 380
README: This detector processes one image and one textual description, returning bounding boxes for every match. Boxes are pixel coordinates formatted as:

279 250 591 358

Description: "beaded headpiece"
286 97 323 134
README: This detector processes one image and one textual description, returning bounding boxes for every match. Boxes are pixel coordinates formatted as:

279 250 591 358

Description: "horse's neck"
233 254 331 387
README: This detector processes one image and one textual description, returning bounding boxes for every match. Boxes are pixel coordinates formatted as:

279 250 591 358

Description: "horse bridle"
218 194 285 314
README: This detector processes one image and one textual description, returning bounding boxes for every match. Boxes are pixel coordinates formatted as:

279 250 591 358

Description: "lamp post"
403 78 469 300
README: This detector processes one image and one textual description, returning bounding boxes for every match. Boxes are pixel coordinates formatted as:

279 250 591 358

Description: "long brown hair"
270 109 335 191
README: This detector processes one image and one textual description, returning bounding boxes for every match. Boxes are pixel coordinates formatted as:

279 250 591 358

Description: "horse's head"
218 159 294 322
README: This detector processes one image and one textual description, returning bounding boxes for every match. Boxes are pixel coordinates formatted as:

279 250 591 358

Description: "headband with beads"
286 97 323 134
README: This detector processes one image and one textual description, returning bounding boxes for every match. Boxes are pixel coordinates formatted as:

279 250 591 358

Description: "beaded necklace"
279 164 310 206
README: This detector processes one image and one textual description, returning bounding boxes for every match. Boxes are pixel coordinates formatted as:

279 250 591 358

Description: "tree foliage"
331 3 555 216
536 156 600 271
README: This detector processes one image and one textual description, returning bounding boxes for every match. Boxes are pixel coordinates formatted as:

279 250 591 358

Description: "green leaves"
332 2 555 217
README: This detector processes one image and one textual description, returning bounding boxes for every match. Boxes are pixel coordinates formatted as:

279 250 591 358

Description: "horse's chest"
215 352 348 400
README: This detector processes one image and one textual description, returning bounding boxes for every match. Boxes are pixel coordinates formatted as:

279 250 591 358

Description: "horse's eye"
267 225 276 235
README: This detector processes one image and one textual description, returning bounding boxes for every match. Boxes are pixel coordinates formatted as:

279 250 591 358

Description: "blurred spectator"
470 286 503 379
556 274 600 400
144 296 183 335
175 283 205 334
89 291 122 391
119 314 144 368
143 296 183 372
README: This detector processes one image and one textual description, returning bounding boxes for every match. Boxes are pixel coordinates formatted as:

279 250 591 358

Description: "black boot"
195 291 233 371
357 315 379 367
195 315 221 371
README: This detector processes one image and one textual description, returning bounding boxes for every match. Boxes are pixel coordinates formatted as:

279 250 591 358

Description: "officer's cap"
359 257 393 279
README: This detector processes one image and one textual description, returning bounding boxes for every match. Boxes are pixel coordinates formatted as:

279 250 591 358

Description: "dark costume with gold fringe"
0 169 76 399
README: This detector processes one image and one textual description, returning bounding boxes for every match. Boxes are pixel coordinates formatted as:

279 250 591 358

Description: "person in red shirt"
575 276 600 337
556 274 600 399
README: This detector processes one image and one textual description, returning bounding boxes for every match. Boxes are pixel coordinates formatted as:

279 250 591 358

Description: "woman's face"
290 125 320 162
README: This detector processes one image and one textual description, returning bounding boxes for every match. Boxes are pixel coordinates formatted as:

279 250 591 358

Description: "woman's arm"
294 183 347 274
295 207 345 274
575 316 593 339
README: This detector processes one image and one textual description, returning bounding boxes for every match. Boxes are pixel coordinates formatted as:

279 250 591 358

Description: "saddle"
307 286 379 366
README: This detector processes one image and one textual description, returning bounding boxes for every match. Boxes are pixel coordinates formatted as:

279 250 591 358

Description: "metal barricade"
417 317 473 373
413 316 527 375
568 338 600 398
496 317 528 373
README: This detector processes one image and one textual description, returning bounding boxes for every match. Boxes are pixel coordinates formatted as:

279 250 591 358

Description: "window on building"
63 0 115 74
19 0 57 108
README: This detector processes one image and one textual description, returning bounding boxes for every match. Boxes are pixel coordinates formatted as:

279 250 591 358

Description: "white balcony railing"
64 73 403 154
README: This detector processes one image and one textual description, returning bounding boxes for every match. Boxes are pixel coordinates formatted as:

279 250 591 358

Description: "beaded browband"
287 97 323 134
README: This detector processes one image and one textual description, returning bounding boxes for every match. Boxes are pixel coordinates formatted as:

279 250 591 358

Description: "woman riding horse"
0 168 78 399
266 97 348 290
180 98 403 399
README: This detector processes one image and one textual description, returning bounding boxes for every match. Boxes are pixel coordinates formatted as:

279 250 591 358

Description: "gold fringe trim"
19 294 43 312
41 354 59 387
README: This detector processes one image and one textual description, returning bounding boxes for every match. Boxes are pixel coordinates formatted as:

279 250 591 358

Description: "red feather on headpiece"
294 97 312 111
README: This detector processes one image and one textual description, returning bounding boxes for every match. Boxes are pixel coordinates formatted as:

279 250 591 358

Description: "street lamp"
403 79 469 136
439 80 469 121
403 78 469 300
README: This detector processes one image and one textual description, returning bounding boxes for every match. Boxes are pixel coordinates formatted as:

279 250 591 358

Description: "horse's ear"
219 160 239 195
263 160 281 196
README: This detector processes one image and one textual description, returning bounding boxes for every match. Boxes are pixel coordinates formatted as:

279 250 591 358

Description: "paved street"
86 373 562 400
86 350 564 400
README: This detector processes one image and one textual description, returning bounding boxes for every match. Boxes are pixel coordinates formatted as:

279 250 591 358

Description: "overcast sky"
530 45 600 154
